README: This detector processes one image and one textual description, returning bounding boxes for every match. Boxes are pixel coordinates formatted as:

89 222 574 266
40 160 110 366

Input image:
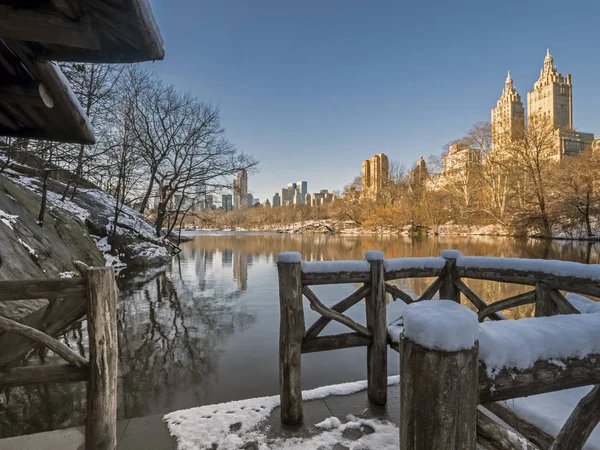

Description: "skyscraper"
296 181 308 205
361 153 389 198
491 71 525 151
233 169 248 209
272 192 281 207
222 194 233 211
279 188 289 206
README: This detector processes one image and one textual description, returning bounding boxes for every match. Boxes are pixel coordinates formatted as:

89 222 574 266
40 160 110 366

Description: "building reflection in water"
2 233 600 437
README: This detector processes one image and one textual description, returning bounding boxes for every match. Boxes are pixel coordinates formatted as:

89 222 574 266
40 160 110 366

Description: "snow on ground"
503 387 600 450
164 376 400 450
17 237 37 258
0 209 18 230
94 236 126 271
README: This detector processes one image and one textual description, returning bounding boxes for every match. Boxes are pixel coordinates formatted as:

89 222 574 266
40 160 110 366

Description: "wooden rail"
0 267 118 450
277 250 600 449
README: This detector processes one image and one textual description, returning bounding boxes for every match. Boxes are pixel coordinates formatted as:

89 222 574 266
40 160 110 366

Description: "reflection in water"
1 232 600 437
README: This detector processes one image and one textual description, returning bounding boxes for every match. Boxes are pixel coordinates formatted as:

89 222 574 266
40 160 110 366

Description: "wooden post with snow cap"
277 252 305 425
365 250 387 405
440 249 461 303
400 300 479 450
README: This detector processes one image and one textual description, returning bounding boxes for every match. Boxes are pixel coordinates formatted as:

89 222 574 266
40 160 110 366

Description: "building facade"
492 50 594 159
272 192 281 207
491 71 525 150
222 194 233 211
233 169 248 209
361 153 389 198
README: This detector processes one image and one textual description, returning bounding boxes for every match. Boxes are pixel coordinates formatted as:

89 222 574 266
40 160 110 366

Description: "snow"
277 252 302 263
384 257 445 271
302 260 371 273
0 210 18 230
440 249 462 259
17 238 37 258
365 250 384 261
503 386 600 450
94 236 127 271
403 300 478 351
59 271 77 278
456 255 600 281
565 293 600 314
164 376 400 450
478 313 600 376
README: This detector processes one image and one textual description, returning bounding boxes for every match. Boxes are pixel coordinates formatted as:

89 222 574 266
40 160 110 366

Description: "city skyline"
150 1 600 202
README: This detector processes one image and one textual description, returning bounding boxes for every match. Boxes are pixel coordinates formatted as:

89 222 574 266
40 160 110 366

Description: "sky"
147 0 600 203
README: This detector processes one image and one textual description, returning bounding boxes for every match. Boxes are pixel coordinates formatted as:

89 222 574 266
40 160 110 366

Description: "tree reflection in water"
1 233 600 437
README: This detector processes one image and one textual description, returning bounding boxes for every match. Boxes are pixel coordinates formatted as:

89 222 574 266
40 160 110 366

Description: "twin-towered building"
362 153 389 198
491 49 594 158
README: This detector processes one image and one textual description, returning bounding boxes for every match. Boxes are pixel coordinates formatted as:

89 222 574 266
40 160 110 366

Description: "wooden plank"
302 286 371 337
366 256 387 406
477 291 536 322
277 259 304 425
455 278 505 321
0 363 88 387
384 267 444 281
400 338 478 450
439 258 461 302
0 5 100 50
535 282 557 317
417 276 442 301
304 284 370 341
549 385 600 450
85 267 118 450
0 82 54 108
479 353 600 403
301 271 370 286
548 289 580 315
477 406 541 450
385 283 414 304
0 296 87 367
0 277 86 301
0 315 87 367
455 267 600 298
484 403 554 450
301 332 371 353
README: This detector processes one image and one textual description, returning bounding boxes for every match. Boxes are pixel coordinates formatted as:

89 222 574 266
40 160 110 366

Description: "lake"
2 232 600 437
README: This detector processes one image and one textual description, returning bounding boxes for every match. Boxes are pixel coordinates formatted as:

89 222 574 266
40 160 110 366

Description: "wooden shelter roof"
0 0 165 144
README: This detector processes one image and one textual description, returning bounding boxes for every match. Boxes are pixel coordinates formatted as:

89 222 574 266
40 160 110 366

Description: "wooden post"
440 250 461 303
400 302 478 450
277 252 305 425
366 251 387 406
535 281 558 317
85 267 118 450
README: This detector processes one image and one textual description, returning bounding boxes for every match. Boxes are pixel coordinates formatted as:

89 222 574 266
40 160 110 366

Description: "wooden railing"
0 267 117 450
277 250 600 450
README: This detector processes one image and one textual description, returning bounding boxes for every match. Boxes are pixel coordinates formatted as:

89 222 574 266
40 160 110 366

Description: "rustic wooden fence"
277 250 600 450
0 267 118 450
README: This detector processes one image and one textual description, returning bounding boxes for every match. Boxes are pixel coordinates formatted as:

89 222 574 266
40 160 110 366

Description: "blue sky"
148 0 600 203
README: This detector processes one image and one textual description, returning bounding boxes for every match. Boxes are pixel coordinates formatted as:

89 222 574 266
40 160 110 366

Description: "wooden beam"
51 0 83 20
303 286 372 337
477 291 536 322
304 285 370 341
366 255 387 406
549 385 600 450
477 406 541 450
0 5 99 50
0 277 86 301
385 283 414 304
0 315 87 367
0 82 54 108
548 289 580 315
302 332 371 353
0 363 88 387
484 403 554 449
455 279 505 321
479 353 600 403
86 267 118 450
301 270 370 286
417 276 443 301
